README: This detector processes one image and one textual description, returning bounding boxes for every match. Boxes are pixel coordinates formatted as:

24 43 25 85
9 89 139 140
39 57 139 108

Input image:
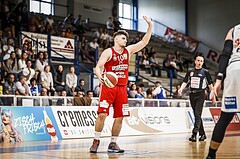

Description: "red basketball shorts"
97 84 130 118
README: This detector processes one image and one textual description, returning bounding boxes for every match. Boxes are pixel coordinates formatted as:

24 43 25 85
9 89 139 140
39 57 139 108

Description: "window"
30 0 54 15
119 3 132 29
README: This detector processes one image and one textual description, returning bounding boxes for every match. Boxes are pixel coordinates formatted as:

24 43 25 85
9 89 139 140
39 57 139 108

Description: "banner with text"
21 31 75 59
0 106 62 142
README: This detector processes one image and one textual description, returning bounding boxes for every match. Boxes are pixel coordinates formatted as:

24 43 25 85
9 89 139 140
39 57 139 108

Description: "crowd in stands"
0 0 194 107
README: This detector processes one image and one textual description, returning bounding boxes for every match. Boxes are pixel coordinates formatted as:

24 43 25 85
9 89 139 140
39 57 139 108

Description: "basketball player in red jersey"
90 16 152 153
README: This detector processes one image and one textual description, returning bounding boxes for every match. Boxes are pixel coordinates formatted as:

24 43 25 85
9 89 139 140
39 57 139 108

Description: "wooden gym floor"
0 131 239 159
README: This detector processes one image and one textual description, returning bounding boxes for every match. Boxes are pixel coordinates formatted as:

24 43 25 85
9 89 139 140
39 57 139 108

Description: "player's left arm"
127 16 153 56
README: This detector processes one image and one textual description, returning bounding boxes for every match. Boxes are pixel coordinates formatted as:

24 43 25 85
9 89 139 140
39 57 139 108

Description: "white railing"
0 95 221 107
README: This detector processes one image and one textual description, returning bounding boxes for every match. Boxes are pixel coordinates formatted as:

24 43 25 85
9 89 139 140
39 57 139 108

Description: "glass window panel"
41 2 51 14
119 3 123 17
30 1 40 13
123 4 131 18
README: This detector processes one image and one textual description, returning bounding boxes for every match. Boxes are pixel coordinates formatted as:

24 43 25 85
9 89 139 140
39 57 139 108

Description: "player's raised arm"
127 16 153 55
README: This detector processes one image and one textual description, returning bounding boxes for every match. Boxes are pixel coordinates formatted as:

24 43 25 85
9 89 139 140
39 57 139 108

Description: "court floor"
0 131 239 159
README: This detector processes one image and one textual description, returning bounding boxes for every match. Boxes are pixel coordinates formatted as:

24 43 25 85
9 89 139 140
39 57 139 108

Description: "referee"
178 53 214 142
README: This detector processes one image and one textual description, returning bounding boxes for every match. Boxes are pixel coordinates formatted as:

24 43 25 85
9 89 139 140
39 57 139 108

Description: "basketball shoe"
206 155 216 159
89 139 100 153
107 142 124 153
189 134 196 142
199 134 207 141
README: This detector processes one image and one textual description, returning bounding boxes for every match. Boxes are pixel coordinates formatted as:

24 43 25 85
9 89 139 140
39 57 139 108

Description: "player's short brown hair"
113 30 129 39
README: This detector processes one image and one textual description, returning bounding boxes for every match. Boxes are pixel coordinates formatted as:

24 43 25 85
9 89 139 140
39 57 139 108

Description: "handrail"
0 95 221 107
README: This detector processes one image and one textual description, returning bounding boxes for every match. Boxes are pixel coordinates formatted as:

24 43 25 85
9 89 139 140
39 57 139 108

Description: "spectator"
152 81 167 106
138 83 147 97
56 90 72 106
65 66 77 96
75 90 84 97
135 86 145 99
15 75 29 96
28 78 41 106
4 51 19 76
75 79 85 95
3 73 16 106
54 65 66 93
149 53 161 77
175 50 184 72
65 27 73 38
113 17 121 32
35 52 47 80
44 14 54 27
22 60 35 84
163 54 177 78
172 84 183 99
128 83 137 98
18 51 28 72
40 87 50 106
40 65 55 96
93 27 103 40
28 78 40 96
93 83 100 97
88 37 99 59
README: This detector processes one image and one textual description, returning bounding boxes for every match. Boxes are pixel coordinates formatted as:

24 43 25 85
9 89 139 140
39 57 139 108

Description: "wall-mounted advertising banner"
51 106 112 139
21 31 74 59
0 106 62 142
209 108 240 131
164 27 199 53
195 43 220 66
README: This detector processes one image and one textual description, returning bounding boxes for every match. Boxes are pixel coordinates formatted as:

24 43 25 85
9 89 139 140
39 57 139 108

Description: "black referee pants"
189 90 205 135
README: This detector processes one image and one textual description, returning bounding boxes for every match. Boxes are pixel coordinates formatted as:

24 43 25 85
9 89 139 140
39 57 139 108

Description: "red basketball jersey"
104 47 129 85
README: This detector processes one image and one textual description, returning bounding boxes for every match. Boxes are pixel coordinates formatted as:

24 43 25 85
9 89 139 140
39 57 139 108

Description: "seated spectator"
86 90 98 106
3 73 16 106
18 51 28 71
113 17 121 32
54 65 66 94
73 92 92 106
88 37 99 59
40 87 51 106
28 78 41 106
75 79 85 95
35 51 47 81
28 78 41 96
138 83 147 98
82 18 90 31
135 86 145 99
106 17 114 31
163 54 177 78
56 90 73 106
152 81 168 107
146 86 155 99
175 50 184 72
65 27 73 38
15 75 29 96
75 90 84 98
22 60 36 84
100 29 112 49
128 83 137 98
4 51 19 77
73 14 85 35
149 53 161 77
172 84 182 99
92 27 103 40
93 83 100 97
65 66 77 96
40 65 55 96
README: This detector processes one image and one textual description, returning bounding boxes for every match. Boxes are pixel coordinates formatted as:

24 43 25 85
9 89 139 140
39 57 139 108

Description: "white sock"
111 136 117 143
94 131 101 140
